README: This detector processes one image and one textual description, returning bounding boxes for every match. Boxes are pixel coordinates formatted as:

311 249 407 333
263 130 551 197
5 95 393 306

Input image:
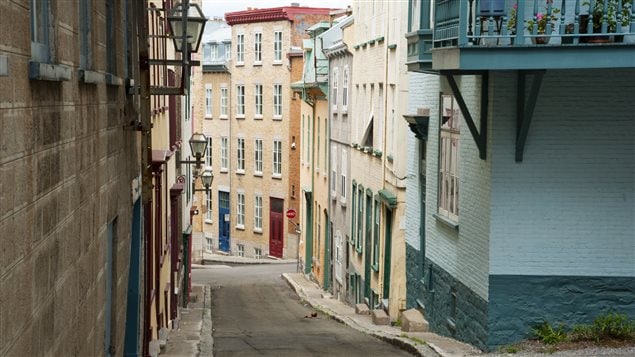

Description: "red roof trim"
225 7 333 25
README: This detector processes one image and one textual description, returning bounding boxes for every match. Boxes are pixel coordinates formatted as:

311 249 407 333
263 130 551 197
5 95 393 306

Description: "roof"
225 6 334 25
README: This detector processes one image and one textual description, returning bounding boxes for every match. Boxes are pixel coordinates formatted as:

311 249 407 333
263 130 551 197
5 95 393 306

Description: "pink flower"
513 4 518 9
536 13 544 20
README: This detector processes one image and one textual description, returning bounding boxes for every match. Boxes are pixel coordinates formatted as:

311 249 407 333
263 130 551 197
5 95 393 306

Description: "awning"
377 189 397 209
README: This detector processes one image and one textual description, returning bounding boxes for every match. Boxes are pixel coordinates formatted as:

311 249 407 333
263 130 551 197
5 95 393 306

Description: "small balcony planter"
372 149 382 158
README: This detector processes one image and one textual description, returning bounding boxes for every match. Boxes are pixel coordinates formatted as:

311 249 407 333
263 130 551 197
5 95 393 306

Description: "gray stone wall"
405 244 423 309
422 258 489 351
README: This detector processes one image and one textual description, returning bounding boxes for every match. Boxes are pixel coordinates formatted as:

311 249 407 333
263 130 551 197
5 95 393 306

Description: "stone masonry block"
372 309 390 325
401 308 428 332
355 303 370 315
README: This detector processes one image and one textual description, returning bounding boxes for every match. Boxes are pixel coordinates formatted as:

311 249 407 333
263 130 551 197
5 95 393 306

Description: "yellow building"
223 6 332 259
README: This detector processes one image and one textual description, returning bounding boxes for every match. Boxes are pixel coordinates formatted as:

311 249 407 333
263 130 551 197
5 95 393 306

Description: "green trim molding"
376 36 385 43
377 189 397 208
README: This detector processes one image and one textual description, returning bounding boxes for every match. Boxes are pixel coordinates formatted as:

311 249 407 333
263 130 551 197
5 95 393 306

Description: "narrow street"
192 263 413 356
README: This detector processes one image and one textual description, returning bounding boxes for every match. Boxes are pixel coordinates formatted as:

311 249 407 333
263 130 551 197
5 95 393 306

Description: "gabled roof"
225 6 333 25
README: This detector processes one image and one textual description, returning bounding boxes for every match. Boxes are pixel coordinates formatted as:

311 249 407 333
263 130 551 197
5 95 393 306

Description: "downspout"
154 168 162 329
380 0 392 303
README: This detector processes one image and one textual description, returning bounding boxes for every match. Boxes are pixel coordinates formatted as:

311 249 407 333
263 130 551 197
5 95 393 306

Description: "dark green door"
383 209 392 299
364 191 372 301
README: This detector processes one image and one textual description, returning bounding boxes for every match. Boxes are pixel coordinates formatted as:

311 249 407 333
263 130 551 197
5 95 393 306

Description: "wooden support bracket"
516 71 545 162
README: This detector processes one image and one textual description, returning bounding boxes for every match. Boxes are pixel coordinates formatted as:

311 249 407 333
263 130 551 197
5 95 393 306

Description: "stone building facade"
0 0 140 355
224 6 332 259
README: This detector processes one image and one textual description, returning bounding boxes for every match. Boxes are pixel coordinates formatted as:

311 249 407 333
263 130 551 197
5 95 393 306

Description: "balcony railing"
434 0 635 48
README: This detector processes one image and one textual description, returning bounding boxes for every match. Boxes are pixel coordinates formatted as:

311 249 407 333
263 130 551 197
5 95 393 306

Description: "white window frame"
254 84 263 118
331 145 337 198
237 192 245 228
237 137 245 173
205 85 213 118
341 149 347 203
254 139 263 176
438 94 460 222
236 34 244 64
254 248 262 259
236 84 245 118
342 66 349 111
273 84 282 119
211 44 218 61
273 31 283 63
254 194 263 232
220 86 228 118
206 237 213 251
254 32 262 64
221 136 228 172
273 140 282 178
332 68 339 110
206 137 212 167
237 244 245 257
224 43 231 60
205 193 213 222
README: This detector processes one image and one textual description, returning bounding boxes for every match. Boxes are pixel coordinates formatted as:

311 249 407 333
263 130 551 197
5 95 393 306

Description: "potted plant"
525 1 560 44
581 0 632 42
617 0 634 42
506 2 518 43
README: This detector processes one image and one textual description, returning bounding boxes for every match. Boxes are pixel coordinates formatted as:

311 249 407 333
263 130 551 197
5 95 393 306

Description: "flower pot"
531 36 550 45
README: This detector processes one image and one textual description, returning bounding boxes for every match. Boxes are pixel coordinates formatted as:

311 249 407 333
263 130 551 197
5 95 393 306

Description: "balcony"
421 0 635 71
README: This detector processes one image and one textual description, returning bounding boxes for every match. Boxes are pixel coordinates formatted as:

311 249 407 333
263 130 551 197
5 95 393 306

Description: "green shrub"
592 312 635 341
532 321 567 345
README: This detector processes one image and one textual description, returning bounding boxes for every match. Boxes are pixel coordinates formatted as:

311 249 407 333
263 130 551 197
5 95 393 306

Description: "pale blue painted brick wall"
489 69 635 277
425 76 491 300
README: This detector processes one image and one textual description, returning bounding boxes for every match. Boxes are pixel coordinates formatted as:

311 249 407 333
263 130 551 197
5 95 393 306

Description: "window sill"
236 225 245 230
253 61 262 66
29 61 71 81
340 198 347 207
341 107 348 114
273 61 283 66
236 114 245 119
433 213 459 231
236 169 245 175
106 73 124 86
204 115 213 119
236 62 244 67
220 168 229 173
78 69 104 84
205 219 213 225
331 191 337 199
220 115 228 120
356 246 362 254
253 228 262 234
254 114 263 120
272 174 282 180
254 172 263 177
371 263 379 272
273 115 282 121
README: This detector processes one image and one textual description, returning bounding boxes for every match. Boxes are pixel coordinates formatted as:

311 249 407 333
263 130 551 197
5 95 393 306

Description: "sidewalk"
282 272 481 357
201 251 297 265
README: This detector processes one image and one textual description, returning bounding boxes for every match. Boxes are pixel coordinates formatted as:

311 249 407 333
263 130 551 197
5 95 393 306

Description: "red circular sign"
286 209 297 219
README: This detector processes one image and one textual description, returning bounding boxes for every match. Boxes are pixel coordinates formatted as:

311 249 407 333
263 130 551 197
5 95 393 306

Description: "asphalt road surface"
192 263 413 357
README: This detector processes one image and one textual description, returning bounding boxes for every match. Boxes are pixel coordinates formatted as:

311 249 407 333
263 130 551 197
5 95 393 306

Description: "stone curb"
202 255 297 265
199 285 214 357
281 273 441 357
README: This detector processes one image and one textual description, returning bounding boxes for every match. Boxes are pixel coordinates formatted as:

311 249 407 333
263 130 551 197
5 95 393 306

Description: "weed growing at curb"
400 333 427 345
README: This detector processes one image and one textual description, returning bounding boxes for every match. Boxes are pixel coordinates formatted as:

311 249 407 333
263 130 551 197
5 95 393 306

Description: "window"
236 84 245 117
237 244 245 257
342 67 349 109
254 32 262 63
332 68 339 109
317 118 321 169
31 0 51 63
237 138 245 173
105 0 116 75
254 195 262 231
237 192 245 227
273 140 282 177
366 191 372 264
254 139 263 175
221 136 228 171
331 145 337 197
206 238 213 251
254 84 263 118
372 199 380 269
220 87 228 118
206 137 212 167
236 34 244 63
274 31 282 62
79 0 92 69
438 94 460 222
211 44 218 61
341 149 347 201
205 86 212 117
273 84 282 118
225 43 231 60
356 186 363 253
254 248 262 259
206 193 213 221
351 182 357 246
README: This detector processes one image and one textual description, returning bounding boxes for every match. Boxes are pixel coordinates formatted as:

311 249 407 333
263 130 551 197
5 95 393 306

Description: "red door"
269 198 284 258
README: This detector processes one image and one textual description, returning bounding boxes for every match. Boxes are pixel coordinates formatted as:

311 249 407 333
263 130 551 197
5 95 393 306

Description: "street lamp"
194 168 214 193
167 2 207 53
188 132 207 166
